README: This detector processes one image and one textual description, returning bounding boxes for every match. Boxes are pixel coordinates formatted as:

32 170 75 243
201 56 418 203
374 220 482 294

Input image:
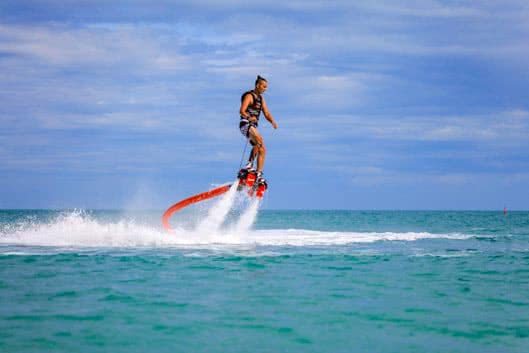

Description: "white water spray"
234 198 260 234
196 182 239 234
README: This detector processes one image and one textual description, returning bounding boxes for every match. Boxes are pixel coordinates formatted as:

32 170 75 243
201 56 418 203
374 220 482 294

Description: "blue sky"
1 1 528 210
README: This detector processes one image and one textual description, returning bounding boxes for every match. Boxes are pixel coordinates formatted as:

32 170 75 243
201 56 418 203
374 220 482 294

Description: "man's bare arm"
261 96 278 129
239 94 254 121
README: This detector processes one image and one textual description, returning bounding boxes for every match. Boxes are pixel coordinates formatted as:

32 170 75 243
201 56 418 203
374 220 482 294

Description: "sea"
1 190 528 352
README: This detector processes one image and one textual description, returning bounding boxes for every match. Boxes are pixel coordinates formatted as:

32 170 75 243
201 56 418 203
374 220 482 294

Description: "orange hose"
162 184 232 231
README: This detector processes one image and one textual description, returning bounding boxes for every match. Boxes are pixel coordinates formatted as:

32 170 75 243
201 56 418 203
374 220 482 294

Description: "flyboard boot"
254 172 268 198
236 168 268 198
237 161 255 191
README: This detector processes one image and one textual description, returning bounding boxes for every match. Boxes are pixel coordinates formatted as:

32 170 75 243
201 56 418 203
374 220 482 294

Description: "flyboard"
162 168 268 231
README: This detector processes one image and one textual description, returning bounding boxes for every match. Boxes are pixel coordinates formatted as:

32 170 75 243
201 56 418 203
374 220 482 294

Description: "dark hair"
255 75 267 85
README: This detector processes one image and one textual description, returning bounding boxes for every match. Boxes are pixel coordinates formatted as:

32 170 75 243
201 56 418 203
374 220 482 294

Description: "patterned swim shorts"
239 119 258 138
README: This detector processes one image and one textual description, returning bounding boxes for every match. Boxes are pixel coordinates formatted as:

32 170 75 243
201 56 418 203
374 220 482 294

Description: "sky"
1 0 528 210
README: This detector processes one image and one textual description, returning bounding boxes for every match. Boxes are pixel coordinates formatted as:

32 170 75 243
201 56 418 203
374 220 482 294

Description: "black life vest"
241 90 262 120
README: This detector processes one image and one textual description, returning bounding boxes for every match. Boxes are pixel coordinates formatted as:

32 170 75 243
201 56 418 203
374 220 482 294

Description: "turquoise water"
1 209 529 353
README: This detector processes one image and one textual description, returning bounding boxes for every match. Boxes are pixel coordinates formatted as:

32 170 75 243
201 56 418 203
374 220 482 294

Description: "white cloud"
323 162 476 187
0 24 190 71
355 1 486 18
286 110 529 145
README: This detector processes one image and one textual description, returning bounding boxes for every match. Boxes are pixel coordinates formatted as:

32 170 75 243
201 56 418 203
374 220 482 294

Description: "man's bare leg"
247 145 258 168
248 126 266 174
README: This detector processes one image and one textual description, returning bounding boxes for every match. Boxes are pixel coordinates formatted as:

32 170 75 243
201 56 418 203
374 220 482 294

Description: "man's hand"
272 121 278 129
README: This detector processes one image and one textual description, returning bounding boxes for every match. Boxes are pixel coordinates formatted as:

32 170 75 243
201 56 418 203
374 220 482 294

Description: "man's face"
256 80 267 94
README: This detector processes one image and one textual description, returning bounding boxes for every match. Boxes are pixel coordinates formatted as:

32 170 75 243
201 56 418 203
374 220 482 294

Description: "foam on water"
0 209 476 250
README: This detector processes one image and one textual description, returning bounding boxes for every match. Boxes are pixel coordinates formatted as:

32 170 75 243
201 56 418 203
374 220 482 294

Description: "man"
239 75 278 182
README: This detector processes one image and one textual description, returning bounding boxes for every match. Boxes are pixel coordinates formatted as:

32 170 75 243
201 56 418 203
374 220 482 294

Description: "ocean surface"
1 203 529 352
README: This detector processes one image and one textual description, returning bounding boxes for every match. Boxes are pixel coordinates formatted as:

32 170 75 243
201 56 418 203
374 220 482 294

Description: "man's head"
254 75 268 94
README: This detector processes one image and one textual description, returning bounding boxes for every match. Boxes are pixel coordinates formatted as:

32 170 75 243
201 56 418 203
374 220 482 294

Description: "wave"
0 210 475 249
